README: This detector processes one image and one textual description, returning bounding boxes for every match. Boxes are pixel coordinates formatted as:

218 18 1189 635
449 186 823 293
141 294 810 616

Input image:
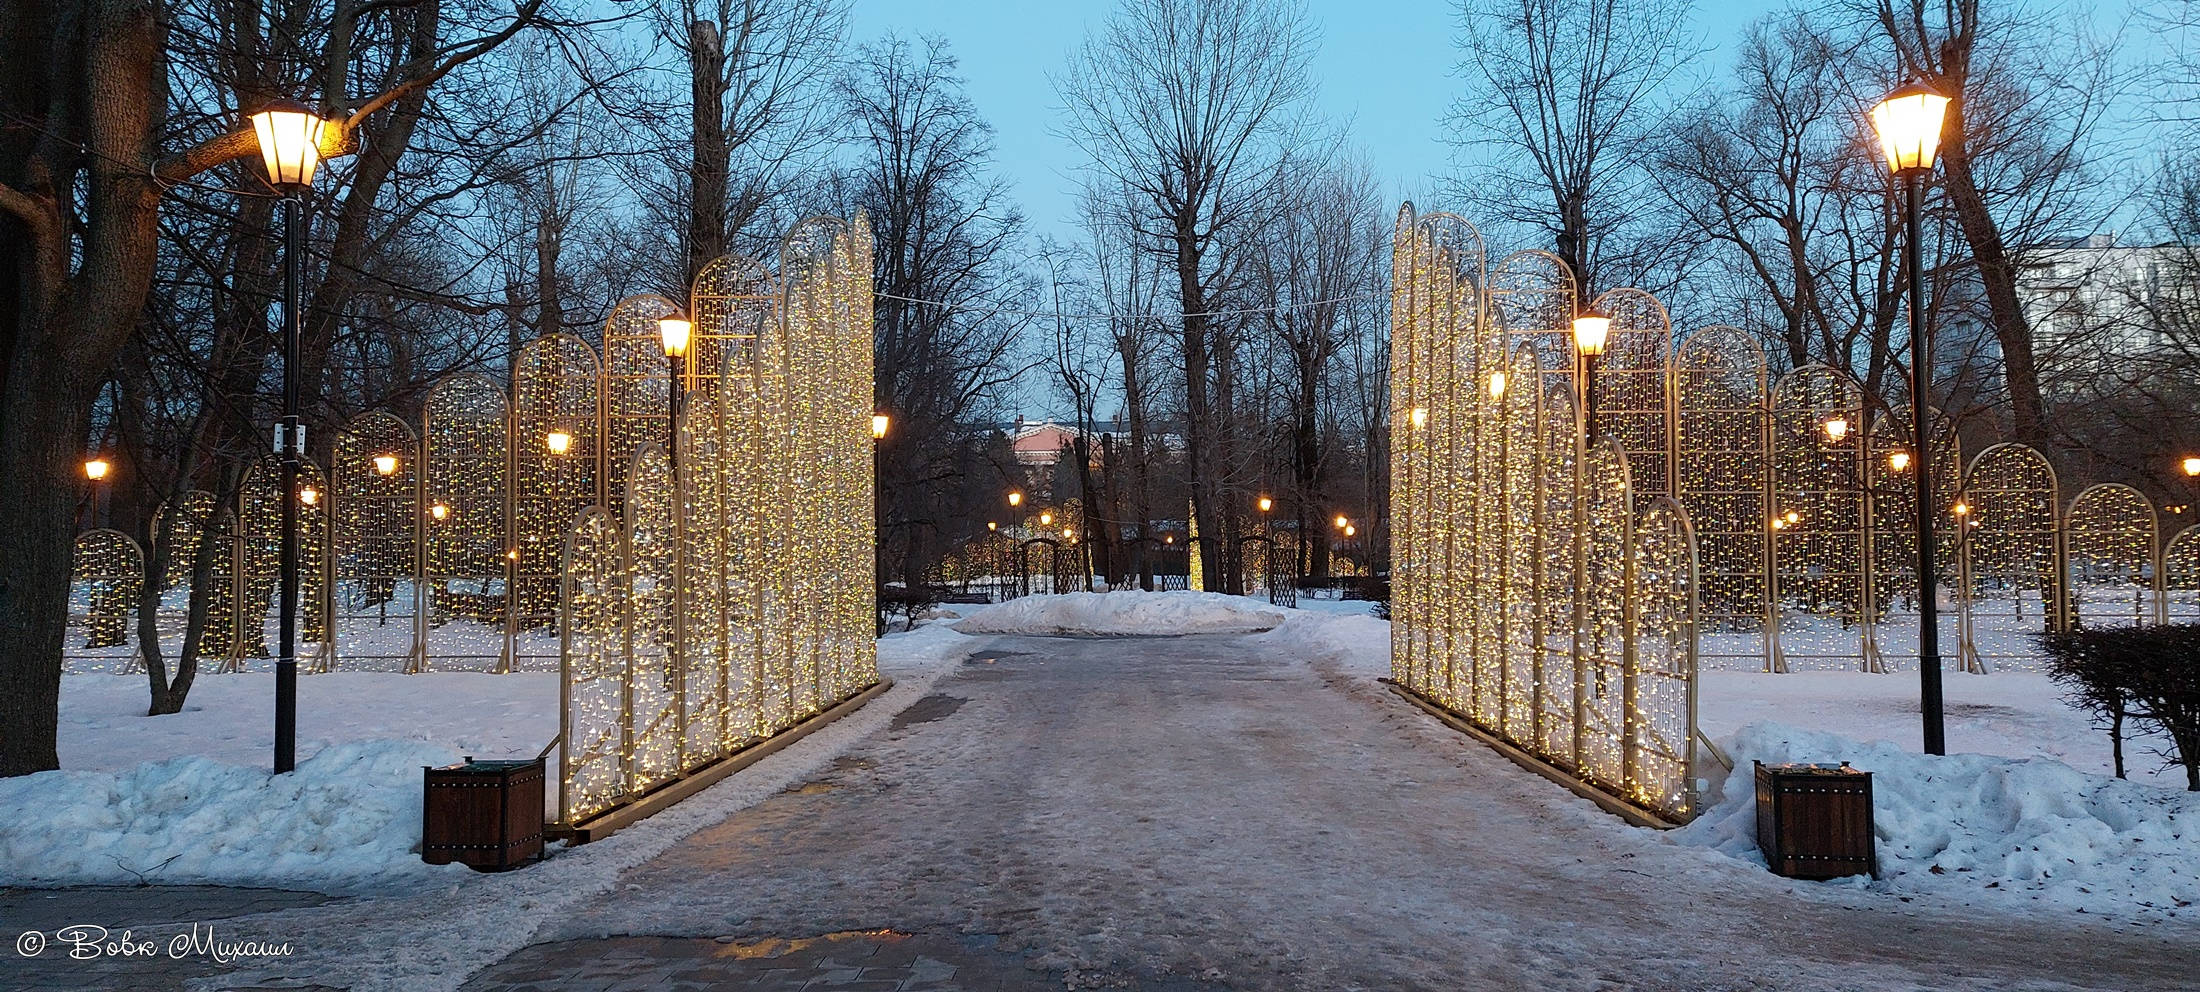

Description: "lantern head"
248 99 329 189
1869 80 1951 176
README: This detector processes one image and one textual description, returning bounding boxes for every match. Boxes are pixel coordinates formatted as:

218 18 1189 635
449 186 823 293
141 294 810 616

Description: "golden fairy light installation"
556 216 879 826
1389 204 1703 821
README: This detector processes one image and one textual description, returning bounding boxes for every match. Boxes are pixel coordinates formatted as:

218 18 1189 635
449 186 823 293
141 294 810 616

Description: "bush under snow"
954 590 1286 637
1678 722 2200 919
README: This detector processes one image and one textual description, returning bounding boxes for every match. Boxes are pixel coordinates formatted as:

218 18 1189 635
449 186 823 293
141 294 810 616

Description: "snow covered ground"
14 592 2194 930
4 623 980 892
954 589 1286 636
1268 602 2200 920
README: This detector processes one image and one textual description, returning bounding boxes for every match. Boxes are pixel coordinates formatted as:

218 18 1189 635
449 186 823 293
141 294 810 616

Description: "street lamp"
659 314 691 469
1889 450 1913 472
1871 77 1952 756
2183 456 2200 478
1040 511 1053 526
1334 514 1349 530
545 430 573 456
84 457 111 482
1573 307 1611 442
1823 417 1850 443
871 412 891 440
1257 495 1273 513
1008 491 1023 508
250 98 328 776
372 453 399 476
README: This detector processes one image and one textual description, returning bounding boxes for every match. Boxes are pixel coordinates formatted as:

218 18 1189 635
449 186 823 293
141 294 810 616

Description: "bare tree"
1870 0 2122 445
1446 0 1701 295
1056 0 1316 590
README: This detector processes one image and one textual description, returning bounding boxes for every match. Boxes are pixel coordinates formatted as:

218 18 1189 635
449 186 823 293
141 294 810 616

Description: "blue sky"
845 0 1791 245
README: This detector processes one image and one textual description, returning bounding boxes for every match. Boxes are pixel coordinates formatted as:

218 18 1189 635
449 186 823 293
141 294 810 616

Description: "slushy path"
463 633 2198 991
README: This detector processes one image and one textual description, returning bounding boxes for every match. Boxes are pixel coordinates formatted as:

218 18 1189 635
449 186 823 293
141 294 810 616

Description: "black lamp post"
658 314 691 468
249 99 327 775
1871 79 1953 756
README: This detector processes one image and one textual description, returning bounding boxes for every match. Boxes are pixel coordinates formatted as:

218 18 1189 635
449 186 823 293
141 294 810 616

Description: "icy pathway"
464 634 2196 991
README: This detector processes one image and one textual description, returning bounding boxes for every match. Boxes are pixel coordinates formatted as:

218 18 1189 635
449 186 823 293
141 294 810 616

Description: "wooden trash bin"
1755 761 1874 880
423 757 545 871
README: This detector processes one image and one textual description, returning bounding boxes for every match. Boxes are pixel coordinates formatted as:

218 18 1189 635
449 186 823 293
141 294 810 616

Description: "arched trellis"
421 373 509 669
64 529 144 670
1858 400 1961 675
332 410 421 672
1672 326 1770 671
513 333 603 671
2065 483 2159 628
1766 366 1869 672
1957 443 2063 673
2167 525 2200 622
1589 288 1672 498
1019 537 1066 598
1233 534 1292 608
227 458 333 673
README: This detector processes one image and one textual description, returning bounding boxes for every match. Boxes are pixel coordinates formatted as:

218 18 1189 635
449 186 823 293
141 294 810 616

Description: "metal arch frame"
2166 523 2200 622
235 455 331 673
420 372 511 670
1670 326 1772 673
331 409 425 673
63 528 146 670
1018 537 1063 599
1955 441 2065 673
512 331 607 673
1764 364 1871 673
2063 482 2161 628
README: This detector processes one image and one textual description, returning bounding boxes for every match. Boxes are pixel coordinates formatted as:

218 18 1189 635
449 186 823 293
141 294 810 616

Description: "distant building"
1942 234 2196 395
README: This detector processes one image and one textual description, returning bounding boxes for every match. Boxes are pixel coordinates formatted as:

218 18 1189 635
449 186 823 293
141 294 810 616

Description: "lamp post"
81 457 111 530
1572 307 1610 443
1871 78 1953 756
658 314 691 469
250 99 327 775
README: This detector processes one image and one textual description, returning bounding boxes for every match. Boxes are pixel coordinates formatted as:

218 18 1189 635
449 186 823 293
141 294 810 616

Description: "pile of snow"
1678 722 2200 919
954 590 1286 636
1253 604 1392 673
13 624 979 891
0 739 466 889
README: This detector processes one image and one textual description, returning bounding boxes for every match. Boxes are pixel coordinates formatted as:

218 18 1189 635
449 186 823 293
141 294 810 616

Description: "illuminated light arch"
557 505 626 823
65 529 144 671
1671 326 1770 671
602 294 683 503
1955 442 2062 673
1627 497 1700 815
153 490 234 666
421 373 510 668
1588 288 1673 498
332 410 422 672
513 332 604 671
236 457 330 672
2064 483 2159 628
1766 365 1869 671
2166 524 2200 621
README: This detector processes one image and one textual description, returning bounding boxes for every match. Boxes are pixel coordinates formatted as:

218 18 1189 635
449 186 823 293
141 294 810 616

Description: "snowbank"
0 739 468 889
12 624 978 892
954 591 1286 636
1252 605 1391 673
1677 722 2200 919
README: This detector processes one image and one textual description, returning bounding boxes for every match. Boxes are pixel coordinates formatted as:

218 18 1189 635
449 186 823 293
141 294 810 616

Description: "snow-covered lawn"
3 623 980 891
954 589 1286 636
1267 603 2200 920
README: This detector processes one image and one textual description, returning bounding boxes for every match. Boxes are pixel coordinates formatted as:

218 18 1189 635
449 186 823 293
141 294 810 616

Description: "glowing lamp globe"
1572 309 1611 358
1008 491 1023 507
872 413 890 439
84 458 111 482
2184 456 2200 477
658 316 693 359
372 453 399 476
1488 370 1508 399
546 431 573 456
1257 496 1273 512
1823 417 1849 443
248 100 328 188
299 486 319 506
1869 81 1950 176
1889 451 1912 472
430 503 450 521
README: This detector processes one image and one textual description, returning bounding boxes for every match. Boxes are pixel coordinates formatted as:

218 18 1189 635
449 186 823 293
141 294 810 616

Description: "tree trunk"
1174 220 1221 592
0 0 167 776
689 17 728 288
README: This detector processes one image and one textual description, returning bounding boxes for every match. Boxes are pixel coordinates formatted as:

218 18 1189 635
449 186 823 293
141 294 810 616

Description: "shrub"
2040 624 2200 791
